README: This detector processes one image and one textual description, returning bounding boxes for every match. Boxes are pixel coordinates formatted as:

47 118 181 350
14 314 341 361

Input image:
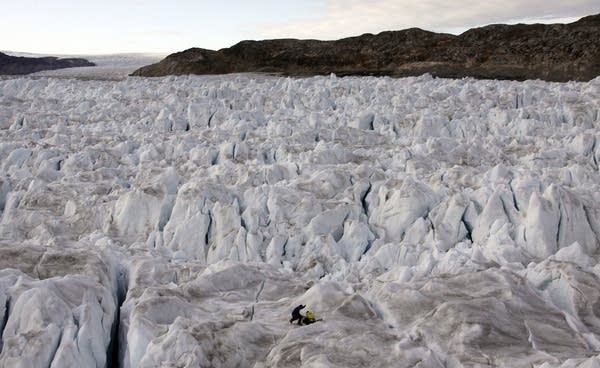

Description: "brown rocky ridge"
0 52 95 75
132 13 600 82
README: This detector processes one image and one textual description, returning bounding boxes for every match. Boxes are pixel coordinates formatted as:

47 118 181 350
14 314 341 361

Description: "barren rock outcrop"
133 14 600 82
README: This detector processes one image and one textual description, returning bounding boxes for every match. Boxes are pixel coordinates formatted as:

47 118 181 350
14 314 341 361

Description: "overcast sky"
2 0 599 55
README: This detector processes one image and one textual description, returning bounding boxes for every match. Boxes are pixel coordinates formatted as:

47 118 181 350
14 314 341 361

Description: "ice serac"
0 73 600 367
525 191 559 258
0 244 121 368
369 179 438 243
429 193 469 252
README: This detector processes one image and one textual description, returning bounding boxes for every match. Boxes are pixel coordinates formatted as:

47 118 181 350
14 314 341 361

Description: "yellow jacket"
305 311 315 322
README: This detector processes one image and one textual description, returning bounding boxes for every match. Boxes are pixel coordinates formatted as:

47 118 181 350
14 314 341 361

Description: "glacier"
0 72 599 367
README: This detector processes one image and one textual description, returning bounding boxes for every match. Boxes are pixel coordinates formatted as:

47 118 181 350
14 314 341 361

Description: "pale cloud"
254 0 600 40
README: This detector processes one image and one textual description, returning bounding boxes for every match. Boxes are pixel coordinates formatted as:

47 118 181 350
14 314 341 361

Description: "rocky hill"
0 52 95 75
133 14 600 82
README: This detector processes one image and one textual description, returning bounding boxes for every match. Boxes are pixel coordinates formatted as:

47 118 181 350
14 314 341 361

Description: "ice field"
0 72 600 367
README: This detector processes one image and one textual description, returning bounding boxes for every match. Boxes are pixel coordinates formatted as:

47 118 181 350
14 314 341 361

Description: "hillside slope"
0 52 95 75
132 14 600 82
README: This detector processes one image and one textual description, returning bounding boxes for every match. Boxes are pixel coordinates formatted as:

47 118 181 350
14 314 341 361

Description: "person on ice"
289 304 305 325
302 310 316 325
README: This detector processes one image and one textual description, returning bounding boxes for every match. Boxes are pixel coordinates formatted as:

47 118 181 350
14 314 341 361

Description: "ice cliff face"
0 73 600 367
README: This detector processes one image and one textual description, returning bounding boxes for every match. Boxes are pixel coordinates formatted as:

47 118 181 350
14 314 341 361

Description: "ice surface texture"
0 73 600 367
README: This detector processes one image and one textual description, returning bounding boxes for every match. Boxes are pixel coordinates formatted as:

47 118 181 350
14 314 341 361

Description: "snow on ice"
0 72 599 367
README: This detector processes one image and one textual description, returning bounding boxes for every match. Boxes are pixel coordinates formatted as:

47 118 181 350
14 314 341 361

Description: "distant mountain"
132 13 600 82
0 52 95 75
